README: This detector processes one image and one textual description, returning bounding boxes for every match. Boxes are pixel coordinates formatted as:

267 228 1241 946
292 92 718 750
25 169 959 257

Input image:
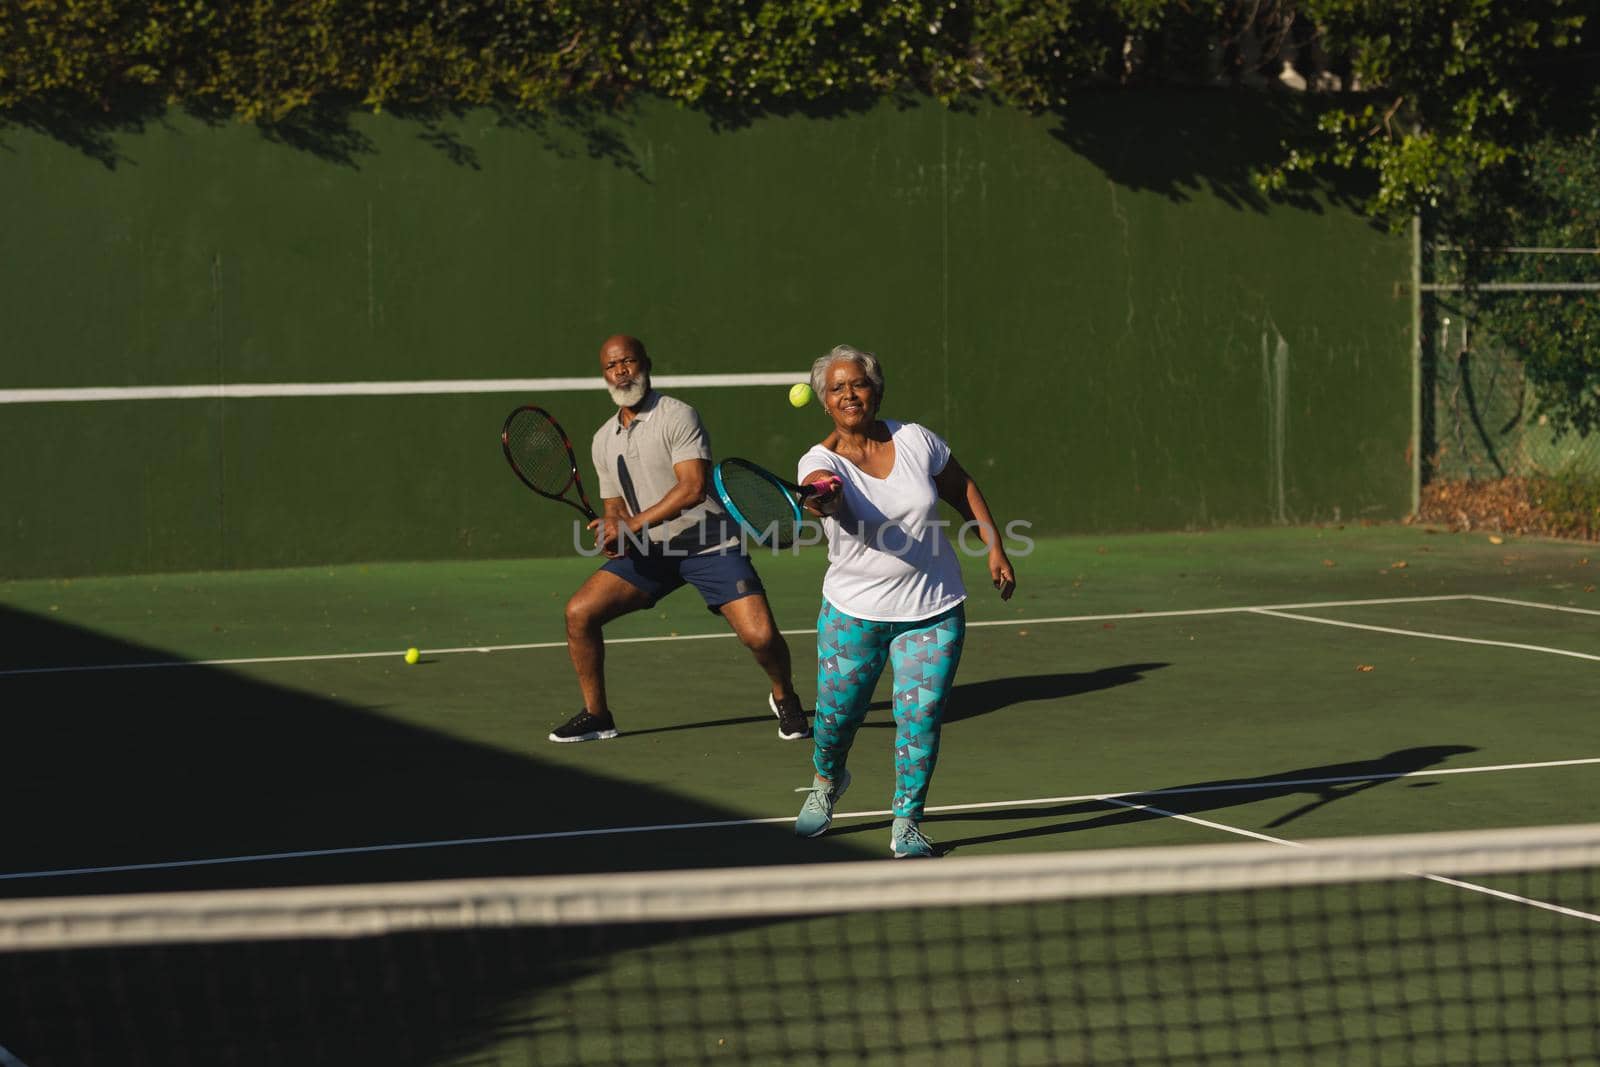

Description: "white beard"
607 378 649 407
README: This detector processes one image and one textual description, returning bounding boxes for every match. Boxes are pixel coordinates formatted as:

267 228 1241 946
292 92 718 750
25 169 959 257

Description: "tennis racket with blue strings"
711 458 841 549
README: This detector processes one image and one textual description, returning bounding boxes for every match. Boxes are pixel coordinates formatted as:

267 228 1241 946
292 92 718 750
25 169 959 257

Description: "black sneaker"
769 693 810 741
548 709 619 743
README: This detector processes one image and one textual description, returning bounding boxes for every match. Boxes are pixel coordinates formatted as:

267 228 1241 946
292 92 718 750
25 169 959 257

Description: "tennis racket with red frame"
500 405 598 521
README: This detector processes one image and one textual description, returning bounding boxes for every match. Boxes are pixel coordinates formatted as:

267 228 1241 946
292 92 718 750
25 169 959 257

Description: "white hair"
810 344 885 403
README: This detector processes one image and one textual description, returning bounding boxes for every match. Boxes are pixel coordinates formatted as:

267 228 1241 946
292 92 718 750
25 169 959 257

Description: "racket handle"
800 475 843 500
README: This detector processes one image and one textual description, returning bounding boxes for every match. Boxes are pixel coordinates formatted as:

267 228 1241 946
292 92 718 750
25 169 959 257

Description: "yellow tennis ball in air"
789 382 814 408
404 647 420 665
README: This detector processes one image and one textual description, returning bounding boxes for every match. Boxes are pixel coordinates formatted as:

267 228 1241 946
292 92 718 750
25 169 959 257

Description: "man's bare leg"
718 593 797 702
720 593 810 738
564 570 652 723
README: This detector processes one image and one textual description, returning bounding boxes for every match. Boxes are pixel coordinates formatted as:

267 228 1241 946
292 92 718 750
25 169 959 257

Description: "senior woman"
793 344 1016 858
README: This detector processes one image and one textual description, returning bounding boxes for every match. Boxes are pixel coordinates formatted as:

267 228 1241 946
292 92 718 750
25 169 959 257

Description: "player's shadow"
623 662 1169 738
863 662 1169 726
841 745 1479 852
623 712 773 737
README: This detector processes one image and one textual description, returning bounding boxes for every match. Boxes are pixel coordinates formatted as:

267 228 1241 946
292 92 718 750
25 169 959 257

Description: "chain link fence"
1421 245 1600 484
1422 296 1600 482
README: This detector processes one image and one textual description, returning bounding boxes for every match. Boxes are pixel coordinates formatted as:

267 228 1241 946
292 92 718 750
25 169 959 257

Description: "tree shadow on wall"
0 90 173 170
0 91 649 178
672 83 1374 222
1044 86 1376 220
5 83 1374 216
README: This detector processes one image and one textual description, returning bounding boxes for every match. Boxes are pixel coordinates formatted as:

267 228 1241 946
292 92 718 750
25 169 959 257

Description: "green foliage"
1531 469 1600 538
6 2 1597 186
1432 126 1600 440
0 1 628 120
0 2 1367 121
8 2 1594 213
1481 281 1600 441
1260 0 1598 227
619 1 964 109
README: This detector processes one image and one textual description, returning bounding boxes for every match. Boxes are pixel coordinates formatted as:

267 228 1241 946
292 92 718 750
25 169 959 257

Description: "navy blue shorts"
601 546 766 613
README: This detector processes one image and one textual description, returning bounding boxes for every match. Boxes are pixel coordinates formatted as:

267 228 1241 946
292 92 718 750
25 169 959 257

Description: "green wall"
1 93 1411 579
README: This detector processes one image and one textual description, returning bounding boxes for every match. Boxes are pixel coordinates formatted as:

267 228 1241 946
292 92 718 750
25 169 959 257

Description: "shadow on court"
621 662 1171 739
828 745 1480 852
0 604 863 899
620 712 771 738
0 603 888 1062
862 662 1171 726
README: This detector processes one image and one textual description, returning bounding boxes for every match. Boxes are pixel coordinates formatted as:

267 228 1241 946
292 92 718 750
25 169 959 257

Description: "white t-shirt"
799 421 967 623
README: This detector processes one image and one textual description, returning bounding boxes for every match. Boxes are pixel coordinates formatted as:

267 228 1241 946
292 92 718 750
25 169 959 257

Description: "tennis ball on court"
404 647 420 665
788 382 813 408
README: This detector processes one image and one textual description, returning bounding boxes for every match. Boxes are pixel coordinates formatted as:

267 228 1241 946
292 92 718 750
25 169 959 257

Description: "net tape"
4 823 1598 951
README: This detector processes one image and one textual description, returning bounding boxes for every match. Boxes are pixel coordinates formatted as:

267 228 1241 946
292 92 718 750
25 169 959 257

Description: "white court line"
1253 608 1600 662
0 372 808 405
923 756 1600 812
0 629 745 678
1469 594 1600 617
0 815 799 882
1101 796 1600 924
963 594 1475 628
1102 797 1303 847
0 594 1477 678
4 755 1595 883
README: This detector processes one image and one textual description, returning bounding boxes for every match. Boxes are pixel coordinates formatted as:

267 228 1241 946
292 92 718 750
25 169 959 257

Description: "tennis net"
2 823 1598 1065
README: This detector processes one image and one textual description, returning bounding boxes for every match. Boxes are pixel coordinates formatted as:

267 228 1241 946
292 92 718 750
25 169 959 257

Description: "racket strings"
719 462 800 547
505 413 575 495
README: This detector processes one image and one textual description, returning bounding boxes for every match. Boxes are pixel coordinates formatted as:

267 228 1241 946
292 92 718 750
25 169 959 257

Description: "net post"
1410 211 1423 517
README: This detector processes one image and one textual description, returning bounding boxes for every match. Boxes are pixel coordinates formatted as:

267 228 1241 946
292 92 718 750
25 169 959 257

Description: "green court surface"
1 524 1595 897
2 523 1598 1066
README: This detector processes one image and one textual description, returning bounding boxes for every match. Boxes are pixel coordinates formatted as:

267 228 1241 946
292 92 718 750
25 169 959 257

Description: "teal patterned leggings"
812 600 967 819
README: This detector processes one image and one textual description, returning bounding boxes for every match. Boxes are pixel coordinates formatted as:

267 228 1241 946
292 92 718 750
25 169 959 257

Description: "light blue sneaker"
794 768 851 838
891 817 938 859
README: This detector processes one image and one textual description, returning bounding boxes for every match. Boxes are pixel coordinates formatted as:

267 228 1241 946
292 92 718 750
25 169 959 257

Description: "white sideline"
3 756 1596 883
1469 594 1600 617
9 590 1597 678
0 593 1484 677
1253 608 1600 662
1101 797 1600 924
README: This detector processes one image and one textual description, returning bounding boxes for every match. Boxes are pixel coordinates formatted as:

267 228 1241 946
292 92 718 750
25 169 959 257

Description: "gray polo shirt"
590 390 735 550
